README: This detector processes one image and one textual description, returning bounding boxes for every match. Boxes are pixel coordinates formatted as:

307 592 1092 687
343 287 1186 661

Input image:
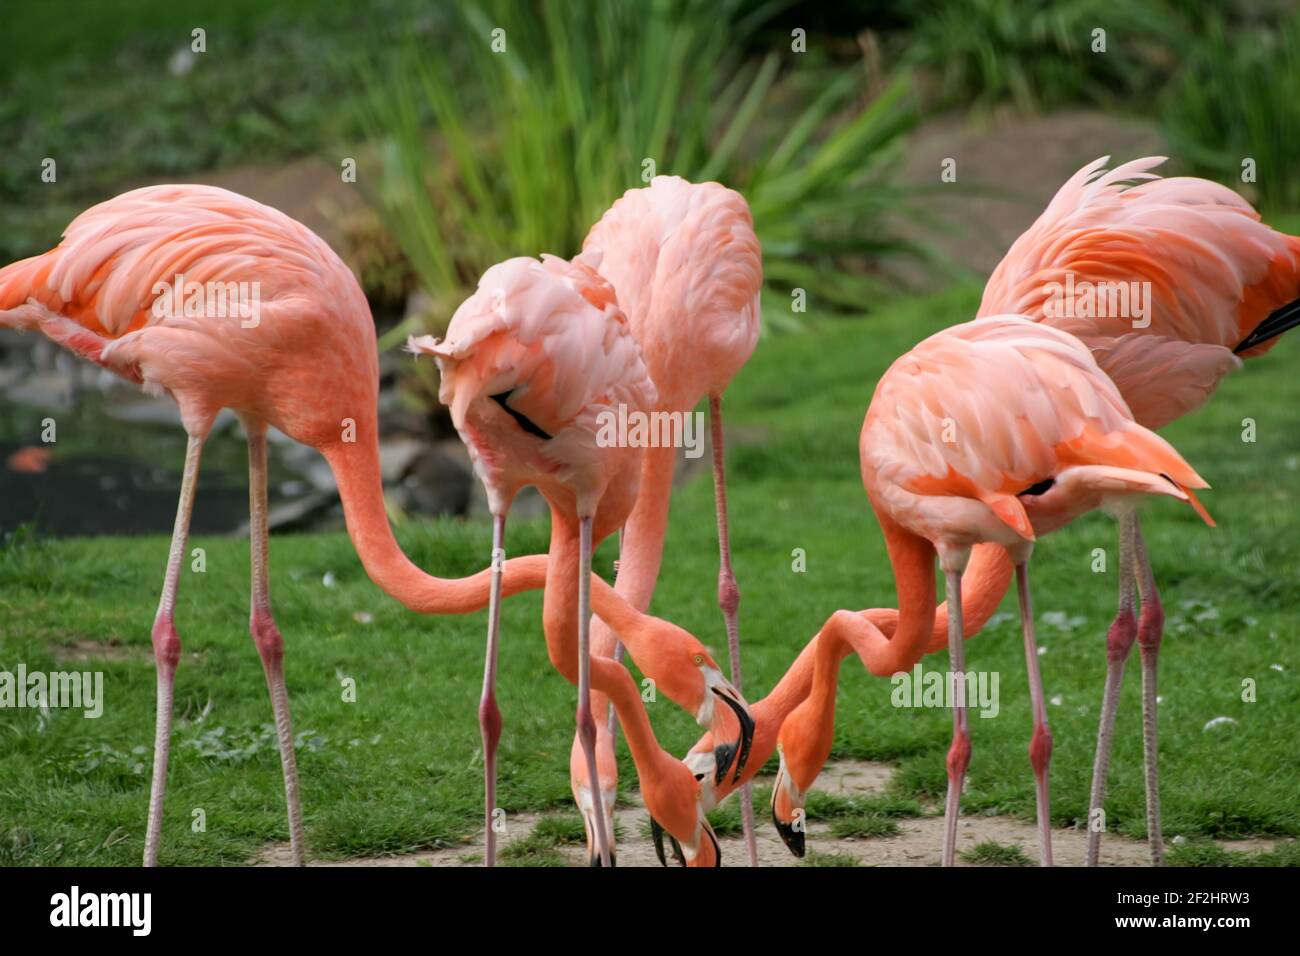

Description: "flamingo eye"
693 654 704 665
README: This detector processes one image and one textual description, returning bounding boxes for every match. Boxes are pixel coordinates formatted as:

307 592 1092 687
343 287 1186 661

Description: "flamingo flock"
2 156 1296 867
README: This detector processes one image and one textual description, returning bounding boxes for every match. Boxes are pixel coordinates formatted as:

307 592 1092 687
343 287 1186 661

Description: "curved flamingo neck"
321 437 533 613
873 514 938 672
810 616 857 699
589 444 677 659
614 444 677 609
542 510 669 772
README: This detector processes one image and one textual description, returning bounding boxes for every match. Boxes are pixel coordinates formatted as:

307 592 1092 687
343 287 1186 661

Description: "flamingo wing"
583 176 761 406
864 316 1208 541
979 156 1300 424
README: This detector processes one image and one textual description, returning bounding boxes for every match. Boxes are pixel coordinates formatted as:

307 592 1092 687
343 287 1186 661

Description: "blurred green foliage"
3 0 1299 310
355 0 924 349
906 0 1183 111
1163 12 1300 210
0 0 420 263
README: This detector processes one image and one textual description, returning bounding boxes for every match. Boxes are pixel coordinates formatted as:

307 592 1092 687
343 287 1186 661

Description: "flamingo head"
770 746 807 858
645 768 722 868
637 619 755 785
408 254 656 517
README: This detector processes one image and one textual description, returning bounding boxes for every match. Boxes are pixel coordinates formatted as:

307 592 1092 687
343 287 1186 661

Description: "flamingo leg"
1086 511 1137 866
576 514 612 867
481 513 506 866
607 527 623 740
941 567 970 867
1015 562 1053 866
246 423 305 865
143 433 204 867
1133 522 1165 866
709 393 757 867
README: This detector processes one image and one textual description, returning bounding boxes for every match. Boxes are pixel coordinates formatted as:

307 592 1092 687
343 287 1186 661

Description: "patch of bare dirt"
889 109 1168 289
253 759 1287 868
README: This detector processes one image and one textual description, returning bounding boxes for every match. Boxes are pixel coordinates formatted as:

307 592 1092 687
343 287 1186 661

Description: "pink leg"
607 529 624 740
605 643 626 739
942 567 971 867
481 513 506 866
709 393 757 867
1086 512 1137 866
246 424 305 865
1133 523 1165 866
1015 562 1053 866
576 515 612 867
143 433 204 867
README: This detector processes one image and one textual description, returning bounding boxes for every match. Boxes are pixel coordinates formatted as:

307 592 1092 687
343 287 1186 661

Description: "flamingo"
0 186 746 867
409 252 752 867
855 315 1213 866
574 175 763 863
978 156 1300 864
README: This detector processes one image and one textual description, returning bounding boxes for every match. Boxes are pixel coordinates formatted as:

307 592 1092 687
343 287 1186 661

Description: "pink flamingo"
855 316 1212 866
576 175 763 863
409 252 752 866
0 186 745 866
979 156 1300 863
718 317 1210 864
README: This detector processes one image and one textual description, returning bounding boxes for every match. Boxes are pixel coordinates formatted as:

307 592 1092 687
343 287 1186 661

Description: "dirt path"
254 759 1283 867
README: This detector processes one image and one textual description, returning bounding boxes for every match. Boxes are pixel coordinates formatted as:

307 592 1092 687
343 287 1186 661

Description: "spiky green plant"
907 0 1180 111
354 0 921 355
1163 14 1300 211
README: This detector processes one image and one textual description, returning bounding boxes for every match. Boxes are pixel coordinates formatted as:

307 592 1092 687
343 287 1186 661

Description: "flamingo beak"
699 669 755 785
650 815 722 868
650 817 683 867
771 755 806 858
771 802 806 858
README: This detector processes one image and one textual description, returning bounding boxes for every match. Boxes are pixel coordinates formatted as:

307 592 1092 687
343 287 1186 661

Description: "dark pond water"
0 401 295 539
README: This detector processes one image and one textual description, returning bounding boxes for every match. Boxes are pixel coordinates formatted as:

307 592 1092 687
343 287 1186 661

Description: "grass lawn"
2 284 1298 866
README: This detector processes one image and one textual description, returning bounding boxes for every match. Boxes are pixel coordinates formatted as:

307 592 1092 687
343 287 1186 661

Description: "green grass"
2 284 1299 865
1166 839 1300 868
960 840 1033 866
496 814 587 867
804 850 859 867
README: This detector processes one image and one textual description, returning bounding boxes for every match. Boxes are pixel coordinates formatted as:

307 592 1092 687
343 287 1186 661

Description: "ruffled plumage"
978 156 1300 426
582 175 761 408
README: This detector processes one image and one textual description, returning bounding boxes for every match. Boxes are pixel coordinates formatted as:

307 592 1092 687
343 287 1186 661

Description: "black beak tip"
711 687 756 783
650 817 668 868
706 824 722 868
669 834 686 867
651 818 682 867
771 805 806 858
711 742 738 786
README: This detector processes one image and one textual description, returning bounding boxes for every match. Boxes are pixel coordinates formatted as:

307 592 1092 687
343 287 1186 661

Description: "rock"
396 443 473 517
235 489 337 535
6 372 77 411
378 437 427 482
